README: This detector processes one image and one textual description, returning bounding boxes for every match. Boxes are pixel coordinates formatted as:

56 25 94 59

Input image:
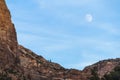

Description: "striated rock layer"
0 0 120 80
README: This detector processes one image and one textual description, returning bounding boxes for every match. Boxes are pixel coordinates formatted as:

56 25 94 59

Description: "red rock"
0 0 120 80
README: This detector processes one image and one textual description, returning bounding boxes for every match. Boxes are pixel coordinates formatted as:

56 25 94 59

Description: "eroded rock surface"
0 0 120 80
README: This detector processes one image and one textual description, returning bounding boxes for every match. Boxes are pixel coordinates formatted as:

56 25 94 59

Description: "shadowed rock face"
0 0 120 80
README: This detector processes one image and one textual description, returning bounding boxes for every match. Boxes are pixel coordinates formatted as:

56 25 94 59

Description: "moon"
85 14 93 23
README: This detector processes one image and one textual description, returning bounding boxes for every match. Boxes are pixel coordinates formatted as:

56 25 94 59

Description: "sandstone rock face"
0 0 120 80
0 0 84 79
0 0 24 79
18 45 84 80
0 0 17 53
83 59 120 79
0 0 17 68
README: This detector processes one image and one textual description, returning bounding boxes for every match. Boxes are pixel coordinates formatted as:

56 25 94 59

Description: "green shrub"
89 67 100 80
0 73 11 80
102 66 120 80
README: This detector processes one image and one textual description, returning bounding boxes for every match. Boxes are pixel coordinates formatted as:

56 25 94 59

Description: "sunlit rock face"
0 0 17 65
0 0 120 80
0 0 18 53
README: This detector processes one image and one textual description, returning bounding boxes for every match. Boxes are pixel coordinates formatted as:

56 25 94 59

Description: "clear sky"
6 0 120 70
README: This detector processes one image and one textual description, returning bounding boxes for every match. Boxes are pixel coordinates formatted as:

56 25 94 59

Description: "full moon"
85 14 93 22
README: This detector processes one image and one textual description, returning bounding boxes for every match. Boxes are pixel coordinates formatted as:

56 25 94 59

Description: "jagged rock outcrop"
83 59 120 80
18 45 84 80
0 0 25 80
0 0 84 79
0 0 15 69
0 0 120 80
0 0 17 51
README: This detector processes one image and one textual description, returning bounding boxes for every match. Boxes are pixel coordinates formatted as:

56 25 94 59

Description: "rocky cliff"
0 0 120 80
0 0 17 52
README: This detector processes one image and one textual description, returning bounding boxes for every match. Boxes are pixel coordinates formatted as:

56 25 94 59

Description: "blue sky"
6 0 120 70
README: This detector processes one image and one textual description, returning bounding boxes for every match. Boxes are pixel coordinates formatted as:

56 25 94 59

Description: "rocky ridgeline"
0 0 120 80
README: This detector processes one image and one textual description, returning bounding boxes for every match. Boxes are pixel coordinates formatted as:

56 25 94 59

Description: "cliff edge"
0 0 120 80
